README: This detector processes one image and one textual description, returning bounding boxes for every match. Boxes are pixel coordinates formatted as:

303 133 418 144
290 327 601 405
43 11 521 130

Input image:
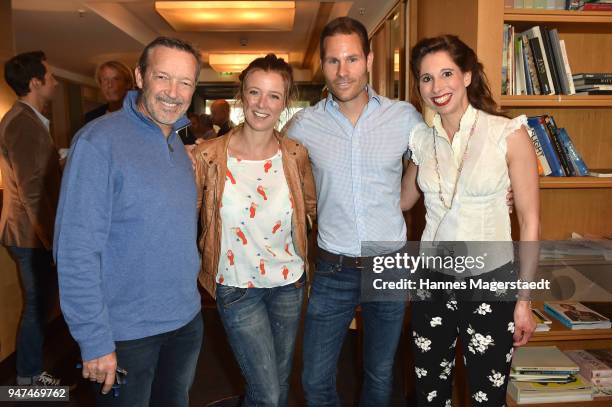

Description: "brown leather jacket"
194 128 316 298
0 102 61 249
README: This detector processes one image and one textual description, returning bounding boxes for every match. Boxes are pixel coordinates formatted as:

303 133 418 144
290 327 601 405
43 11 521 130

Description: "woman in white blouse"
401 35 539 406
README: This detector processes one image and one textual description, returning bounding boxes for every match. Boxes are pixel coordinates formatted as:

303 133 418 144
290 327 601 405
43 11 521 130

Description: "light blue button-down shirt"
286 86 423 256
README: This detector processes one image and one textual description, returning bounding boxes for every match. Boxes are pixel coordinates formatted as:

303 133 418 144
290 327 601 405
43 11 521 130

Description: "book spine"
593 376 612 385
515 36 527 94
573 78 612 85
559 40 576 94
548 29 570 94
544 303 574 328
557 128 589 176
541 27 562 94
526 124 552 175
543 115 573 176
523 35 541 94
527 117 565 176
532 26 556 94
573 73 612 80
503 24 510 95
520 35 534 94
528 36 552 94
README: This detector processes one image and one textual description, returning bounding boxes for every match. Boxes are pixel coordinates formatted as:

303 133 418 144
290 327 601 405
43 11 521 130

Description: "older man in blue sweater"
54 37 202 407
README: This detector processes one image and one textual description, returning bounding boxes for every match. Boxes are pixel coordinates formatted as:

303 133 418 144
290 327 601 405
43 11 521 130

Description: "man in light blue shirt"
285 17 423 407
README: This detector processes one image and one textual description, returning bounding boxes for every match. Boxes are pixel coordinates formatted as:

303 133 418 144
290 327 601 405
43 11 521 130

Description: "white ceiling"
12 0 400 83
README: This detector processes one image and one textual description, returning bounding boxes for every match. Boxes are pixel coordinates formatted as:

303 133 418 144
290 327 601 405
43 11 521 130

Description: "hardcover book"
544 302 612 329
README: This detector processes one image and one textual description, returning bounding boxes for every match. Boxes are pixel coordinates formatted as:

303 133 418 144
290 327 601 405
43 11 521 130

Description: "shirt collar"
324 84 381 112
19 100 50 130
432 104 477 140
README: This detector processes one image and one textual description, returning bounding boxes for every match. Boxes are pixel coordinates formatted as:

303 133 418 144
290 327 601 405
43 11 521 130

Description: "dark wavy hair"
237 54 297 108
410 35 506 117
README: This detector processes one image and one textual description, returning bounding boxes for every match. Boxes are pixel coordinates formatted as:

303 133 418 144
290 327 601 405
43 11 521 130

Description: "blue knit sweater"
54 91 201 361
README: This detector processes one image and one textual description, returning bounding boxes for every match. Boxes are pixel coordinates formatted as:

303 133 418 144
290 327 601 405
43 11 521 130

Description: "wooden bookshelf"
504 8 612 24
501 95 612 107
539 177 612 189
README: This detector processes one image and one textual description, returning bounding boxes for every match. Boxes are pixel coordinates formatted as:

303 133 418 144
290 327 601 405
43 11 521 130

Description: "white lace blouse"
410 105 527 271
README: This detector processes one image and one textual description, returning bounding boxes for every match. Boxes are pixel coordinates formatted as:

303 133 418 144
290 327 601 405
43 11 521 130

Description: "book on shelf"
509 346 592 404
526 115 590 177
564 349 612 379
510 0 612 11
582 2 612 11
504 25 578 95
589 168 612 177
524 26 556 94
513 346 581 373
532 307 553 331
558 40 576 94
544 302 612 329
507 374 593 404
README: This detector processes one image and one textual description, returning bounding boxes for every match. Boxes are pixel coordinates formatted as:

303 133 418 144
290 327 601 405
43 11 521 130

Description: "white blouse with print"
409 105 527 272
217 151 304 288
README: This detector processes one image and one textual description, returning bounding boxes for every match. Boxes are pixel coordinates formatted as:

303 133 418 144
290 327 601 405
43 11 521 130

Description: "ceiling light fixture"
209 53 289 73
155 1 295 32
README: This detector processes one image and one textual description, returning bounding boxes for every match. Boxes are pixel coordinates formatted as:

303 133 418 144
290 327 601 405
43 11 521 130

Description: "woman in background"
193 54 316 407
402 35 539 406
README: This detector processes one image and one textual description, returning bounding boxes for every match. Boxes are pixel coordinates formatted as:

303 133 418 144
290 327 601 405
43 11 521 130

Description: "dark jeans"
302 258 406 407
95 313 203 407
216 274 305 407
7 246 54 378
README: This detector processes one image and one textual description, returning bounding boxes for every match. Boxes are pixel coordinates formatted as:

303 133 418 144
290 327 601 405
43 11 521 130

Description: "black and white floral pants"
410 268 517 406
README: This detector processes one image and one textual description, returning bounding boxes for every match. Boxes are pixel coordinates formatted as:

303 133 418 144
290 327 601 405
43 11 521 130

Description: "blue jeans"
7 246 54 378
95 313 203 407
216 274 305 407
302 258 406 407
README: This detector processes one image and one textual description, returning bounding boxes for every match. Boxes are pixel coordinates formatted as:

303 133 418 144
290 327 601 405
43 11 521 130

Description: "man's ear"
29 77 41 93
134 67 144 89
366 52 374 73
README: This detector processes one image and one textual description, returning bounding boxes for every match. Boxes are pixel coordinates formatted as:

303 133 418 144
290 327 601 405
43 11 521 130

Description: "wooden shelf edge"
504 8 612 23
539 177 612 189
500 95 612 107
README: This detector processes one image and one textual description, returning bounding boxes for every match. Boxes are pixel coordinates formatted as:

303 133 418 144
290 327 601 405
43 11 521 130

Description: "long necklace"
432 111 479 210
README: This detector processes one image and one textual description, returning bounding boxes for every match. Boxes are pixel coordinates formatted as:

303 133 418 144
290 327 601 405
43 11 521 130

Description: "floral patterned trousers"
410 283 516 406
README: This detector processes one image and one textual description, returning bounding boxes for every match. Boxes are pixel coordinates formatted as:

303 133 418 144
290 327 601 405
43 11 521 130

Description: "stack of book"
544 302 612 329
532 308 553 331
565 349 612 397
573 73 612 95
509 346 593 404
526 115 588 176
502 24 575 96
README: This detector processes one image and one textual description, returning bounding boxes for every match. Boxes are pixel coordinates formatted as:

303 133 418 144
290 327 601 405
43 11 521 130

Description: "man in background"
55 37 203 406
0 51 62 386
84 60 133 123
210 99 234 137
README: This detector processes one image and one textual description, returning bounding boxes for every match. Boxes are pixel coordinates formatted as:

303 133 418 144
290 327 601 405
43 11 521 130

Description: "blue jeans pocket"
314 258 340 275
216 284 248 308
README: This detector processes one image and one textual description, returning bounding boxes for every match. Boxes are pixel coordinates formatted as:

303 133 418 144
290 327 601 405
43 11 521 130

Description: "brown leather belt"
317 247 373 269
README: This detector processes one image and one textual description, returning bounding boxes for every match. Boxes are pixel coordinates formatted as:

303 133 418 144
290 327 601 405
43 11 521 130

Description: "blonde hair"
95 60 134 89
